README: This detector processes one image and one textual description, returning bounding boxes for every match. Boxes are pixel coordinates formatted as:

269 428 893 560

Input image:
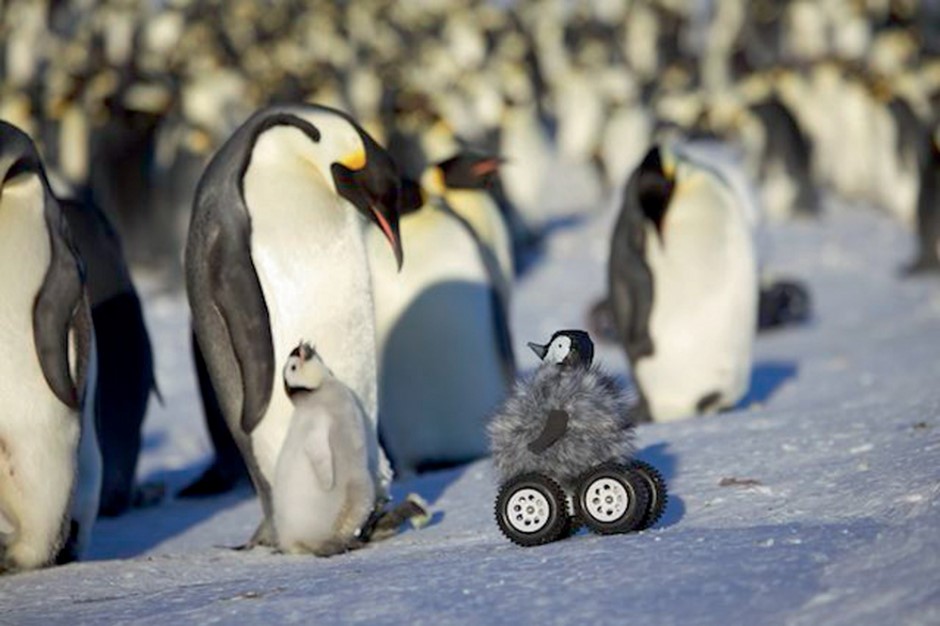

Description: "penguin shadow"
738 361 799 408
388 464 471 531
635 442 685 529
88 464 255 561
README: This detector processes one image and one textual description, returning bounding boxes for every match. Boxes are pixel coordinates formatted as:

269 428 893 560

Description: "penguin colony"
0 0 938 571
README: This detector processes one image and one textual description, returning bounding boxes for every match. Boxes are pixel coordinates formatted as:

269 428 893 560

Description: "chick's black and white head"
528 330 595 368
283 341 331 397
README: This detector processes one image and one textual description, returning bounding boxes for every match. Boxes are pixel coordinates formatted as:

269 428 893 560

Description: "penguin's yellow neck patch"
661 151 677 180
339 148 366 171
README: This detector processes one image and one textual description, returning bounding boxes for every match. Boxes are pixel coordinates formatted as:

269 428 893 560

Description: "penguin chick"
273 342 378 557
488 331 637 490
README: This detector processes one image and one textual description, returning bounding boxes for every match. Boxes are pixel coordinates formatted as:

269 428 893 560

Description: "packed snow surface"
1 195 939 625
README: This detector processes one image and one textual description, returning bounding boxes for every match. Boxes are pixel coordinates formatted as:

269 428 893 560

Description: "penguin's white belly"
446 190 514 289
244 166 378 484
0 182 79 569
370 211 507 471
636 176 757 422
273 403 374 553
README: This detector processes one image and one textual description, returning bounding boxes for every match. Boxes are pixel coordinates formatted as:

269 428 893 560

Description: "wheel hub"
506 488 551 533
586 477 629 522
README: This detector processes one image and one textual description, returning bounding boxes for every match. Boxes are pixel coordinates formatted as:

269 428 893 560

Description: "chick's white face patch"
546 336 572 365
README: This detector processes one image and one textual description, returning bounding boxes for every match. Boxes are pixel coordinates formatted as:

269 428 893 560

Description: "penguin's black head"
632 145 676 240
398 177 426 216
330 121 416 270
527 330 594 368
435 153 502 190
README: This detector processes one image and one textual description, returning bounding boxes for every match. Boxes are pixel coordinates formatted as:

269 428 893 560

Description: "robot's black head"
527 330 594 368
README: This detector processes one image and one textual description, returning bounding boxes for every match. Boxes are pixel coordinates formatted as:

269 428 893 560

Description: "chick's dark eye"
290 365 297 371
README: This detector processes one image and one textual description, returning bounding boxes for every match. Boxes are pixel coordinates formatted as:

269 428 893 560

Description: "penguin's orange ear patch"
339 149 366 170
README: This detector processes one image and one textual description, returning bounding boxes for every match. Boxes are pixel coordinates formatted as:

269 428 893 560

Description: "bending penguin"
59 194 160 517
608 143 758 422
369 154 515 475
0 121 101 572
185 104 410 547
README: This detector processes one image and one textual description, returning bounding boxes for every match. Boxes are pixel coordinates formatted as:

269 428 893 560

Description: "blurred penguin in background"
59 194 160 517
370 154 515 475
908 128 940 274
608 142 758 422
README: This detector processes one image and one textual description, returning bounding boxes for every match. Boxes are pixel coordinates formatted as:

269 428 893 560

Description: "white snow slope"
1 193 939 625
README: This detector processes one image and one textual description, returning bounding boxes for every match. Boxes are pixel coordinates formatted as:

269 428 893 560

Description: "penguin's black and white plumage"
0 121 100 572
185 104 410 546
59 195 159 517
608 143 758 422
488 331 637 490
273 342 379 557
370 156 514 475
747 96 820 219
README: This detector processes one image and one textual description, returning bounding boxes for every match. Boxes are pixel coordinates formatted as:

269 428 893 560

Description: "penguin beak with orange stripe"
331 132 407 270
436 152 504 190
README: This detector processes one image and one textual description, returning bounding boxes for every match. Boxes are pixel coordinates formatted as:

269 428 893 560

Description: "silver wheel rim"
506 488 552 533
585 477 629 522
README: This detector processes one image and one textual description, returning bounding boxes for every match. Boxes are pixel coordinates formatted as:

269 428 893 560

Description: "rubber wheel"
495 473 570 547
574 463 649 535
630 459 668 530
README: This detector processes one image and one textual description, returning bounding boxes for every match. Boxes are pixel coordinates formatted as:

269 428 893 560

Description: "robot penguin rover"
488 330 667 546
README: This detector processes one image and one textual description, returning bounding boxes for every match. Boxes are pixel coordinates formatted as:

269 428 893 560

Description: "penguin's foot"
231 518 276 551
362 493 431 542
903 257 940 276
177 462 248 498
132 481 166 510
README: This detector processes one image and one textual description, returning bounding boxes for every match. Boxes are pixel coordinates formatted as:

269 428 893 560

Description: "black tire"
630 459 668 530
495 473 570 547
574 463 649 535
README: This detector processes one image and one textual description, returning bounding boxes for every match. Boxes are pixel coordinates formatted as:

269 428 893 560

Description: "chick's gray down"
488 365 638 488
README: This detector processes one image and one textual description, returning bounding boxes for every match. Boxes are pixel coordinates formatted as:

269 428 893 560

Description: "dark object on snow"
488 330 668 547
60 197 161 517
758 279 812 331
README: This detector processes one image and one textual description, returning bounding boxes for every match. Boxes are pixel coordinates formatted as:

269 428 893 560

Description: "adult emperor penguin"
0 121 101 572
273 342 378 556
185 104 407 547
369 159 515 475
59 194 158 517
608 143 758 422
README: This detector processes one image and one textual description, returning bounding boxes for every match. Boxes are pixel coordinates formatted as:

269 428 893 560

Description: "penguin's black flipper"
527 409 569 454
206 214 275 435
34 203 88 410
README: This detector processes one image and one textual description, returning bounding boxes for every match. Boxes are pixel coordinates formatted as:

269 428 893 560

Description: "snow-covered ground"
2 192 939 625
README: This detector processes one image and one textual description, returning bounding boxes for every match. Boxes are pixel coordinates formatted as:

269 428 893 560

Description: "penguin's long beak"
527 342 548 360
369 203 403 270
331 158 405 271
